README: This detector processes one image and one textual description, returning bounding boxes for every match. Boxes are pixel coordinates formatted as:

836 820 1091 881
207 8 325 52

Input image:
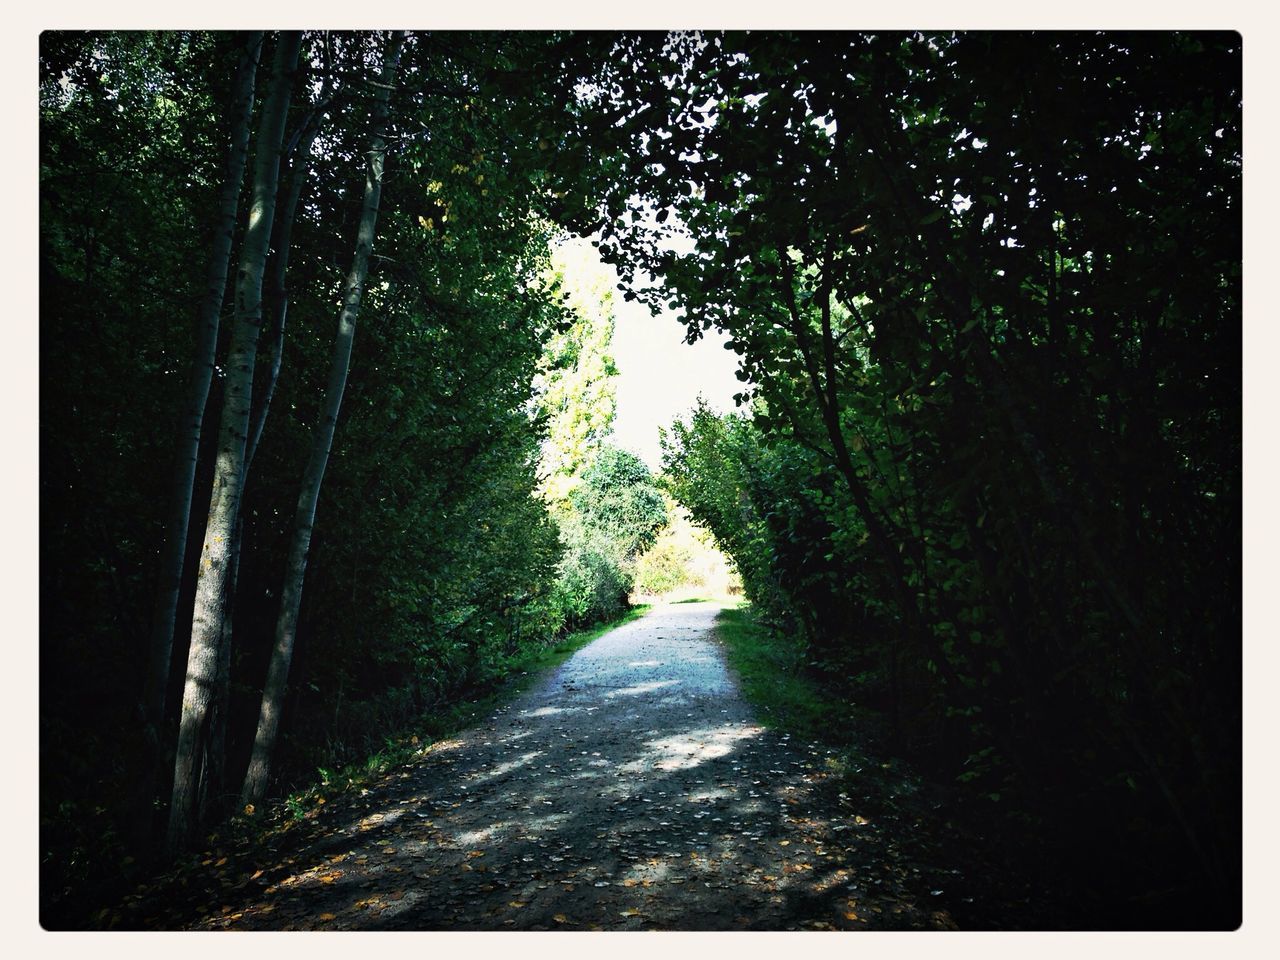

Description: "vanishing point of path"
125 603 970 930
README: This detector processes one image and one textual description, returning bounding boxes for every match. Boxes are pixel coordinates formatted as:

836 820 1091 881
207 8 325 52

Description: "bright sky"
610 295 744 470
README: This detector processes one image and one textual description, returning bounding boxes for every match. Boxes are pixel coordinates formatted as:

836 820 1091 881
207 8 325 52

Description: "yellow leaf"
554 914 569 924
509 901 526 909
319 912 336 922
619 908 642 918
243 804 255 816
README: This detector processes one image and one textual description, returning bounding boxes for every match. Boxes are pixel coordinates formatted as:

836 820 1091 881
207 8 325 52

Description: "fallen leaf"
318 913 336 922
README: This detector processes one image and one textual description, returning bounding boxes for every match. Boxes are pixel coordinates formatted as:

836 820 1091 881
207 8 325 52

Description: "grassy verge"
712 604 920 817
712 605 1045 928
713 605 847 744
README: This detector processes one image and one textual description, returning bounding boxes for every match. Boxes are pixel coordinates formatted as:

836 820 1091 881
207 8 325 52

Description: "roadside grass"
712 605 1041 928
713 604 920 816
713 605 841 743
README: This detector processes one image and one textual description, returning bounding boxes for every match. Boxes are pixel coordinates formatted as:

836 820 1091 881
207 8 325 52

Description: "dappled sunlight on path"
129 603 959 930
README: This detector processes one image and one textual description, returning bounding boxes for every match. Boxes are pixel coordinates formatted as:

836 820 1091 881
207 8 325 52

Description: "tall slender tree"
141 31 262 750
241 31 405 808
167 31 303 853
208 38 337 809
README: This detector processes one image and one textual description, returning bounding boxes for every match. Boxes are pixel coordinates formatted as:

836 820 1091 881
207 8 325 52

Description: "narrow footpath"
125 603 973 930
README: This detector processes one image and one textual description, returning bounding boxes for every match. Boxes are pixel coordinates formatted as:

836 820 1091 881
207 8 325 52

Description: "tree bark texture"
208 73 333 806
166 31 303 853
241 31 405 808
142 31 262 747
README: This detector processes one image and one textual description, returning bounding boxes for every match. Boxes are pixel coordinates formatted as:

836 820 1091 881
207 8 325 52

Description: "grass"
712 604 922 816
712 605 840 743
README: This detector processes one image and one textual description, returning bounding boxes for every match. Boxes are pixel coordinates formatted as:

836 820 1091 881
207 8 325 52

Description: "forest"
39 31 1240 931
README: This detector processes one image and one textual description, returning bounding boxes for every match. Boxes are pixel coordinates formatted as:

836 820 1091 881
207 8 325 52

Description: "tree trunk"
207 74 332 811
241 31 405 809
166 31 302 854
142 31 262 750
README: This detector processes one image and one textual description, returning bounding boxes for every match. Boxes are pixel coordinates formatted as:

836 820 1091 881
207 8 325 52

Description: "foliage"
550 445 668 627
38 29 629 923
633 493 740 599
574 31 1241 926
39 28 1241 930
535 237 620 503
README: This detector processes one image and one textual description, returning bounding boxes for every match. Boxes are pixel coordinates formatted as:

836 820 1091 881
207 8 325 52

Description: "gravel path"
143 602 960 930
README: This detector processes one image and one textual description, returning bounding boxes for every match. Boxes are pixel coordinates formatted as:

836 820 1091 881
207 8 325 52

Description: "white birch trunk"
241 31 405 808
166 31 303 853
209 86 329 809
143 31 262 745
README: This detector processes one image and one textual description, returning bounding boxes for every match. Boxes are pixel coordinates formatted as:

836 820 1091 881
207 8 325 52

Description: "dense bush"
581 31 1241 927
551 446 668 626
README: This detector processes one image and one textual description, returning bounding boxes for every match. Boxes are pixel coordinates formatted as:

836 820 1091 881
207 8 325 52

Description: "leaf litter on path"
118 603 970 931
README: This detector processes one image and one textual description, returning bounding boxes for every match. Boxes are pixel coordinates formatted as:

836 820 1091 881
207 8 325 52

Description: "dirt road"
144 602 961 930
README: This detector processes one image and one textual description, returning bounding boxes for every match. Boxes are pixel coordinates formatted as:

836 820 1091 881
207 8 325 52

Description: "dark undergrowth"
713 603 1067 930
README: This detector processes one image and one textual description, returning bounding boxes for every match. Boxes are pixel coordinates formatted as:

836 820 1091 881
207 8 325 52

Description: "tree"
534 236 620 503
142 31 263 755
167 31 303 853
241 30 406 809
564 31 1240 923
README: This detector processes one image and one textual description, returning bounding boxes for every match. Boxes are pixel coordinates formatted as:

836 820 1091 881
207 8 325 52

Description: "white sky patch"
611 297 743 470
603 208 742 472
